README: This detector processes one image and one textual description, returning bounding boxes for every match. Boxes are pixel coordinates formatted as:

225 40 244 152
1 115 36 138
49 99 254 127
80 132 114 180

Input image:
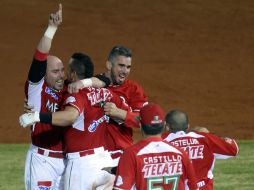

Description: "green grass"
0 141 253 190
214 140 254 190
0 144 28 190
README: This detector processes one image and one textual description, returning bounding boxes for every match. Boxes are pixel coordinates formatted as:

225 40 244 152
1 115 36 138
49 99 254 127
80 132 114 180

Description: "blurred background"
0 0 253 143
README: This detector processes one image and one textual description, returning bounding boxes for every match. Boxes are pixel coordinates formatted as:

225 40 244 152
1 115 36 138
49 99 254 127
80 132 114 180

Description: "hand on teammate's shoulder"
192 126 210 133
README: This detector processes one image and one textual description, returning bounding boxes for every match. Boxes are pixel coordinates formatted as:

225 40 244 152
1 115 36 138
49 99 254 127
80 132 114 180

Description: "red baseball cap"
140 104 165 126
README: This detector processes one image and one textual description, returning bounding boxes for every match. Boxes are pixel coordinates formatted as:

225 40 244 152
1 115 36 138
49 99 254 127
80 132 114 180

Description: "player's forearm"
80 75 110 88
111 108 127 121
124 111 141 128
37 25 58 54
51 110 78 126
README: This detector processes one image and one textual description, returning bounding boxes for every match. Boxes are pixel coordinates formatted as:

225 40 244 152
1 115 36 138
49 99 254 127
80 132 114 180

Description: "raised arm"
28 4 62 83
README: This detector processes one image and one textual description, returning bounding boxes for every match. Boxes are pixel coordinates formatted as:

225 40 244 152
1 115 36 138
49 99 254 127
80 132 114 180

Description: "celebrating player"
20 52 131 189
163 110 239 189
68 45 149 169
22 4 66 190
114 104 199 190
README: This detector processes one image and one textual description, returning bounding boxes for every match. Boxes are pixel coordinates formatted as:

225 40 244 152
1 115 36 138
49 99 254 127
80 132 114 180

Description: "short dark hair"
107 45 132 63
165 110 188 132
70 53 94 79
141 122 164 135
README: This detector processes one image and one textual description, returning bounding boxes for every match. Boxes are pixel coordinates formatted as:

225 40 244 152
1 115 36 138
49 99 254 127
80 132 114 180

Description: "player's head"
106 45 132 85
45 55 65 91
139 104 165 136
165 110 189 132
67 52 94 83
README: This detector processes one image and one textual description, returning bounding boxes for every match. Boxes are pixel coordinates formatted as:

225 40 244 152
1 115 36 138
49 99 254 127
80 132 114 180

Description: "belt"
79 149 95 157
37 148 65 159
66 147 105 159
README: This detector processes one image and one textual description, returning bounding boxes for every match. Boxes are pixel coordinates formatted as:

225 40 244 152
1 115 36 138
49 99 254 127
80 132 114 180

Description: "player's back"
164 131 239 189
63 87 127 153
115 137 197 190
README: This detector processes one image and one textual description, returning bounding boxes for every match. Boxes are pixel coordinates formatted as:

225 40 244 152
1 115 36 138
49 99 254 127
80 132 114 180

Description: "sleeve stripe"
34 49 48 61
66 103 81 114
233 139 239 155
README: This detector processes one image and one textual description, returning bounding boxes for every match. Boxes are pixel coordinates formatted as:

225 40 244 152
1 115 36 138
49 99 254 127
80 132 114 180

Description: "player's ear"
106 61 112 71
165 123 170 131
70 71 77 82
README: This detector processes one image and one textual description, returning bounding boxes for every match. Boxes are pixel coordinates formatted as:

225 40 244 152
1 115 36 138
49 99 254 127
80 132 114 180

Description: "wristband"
81 79 93 88
44 25 57 39
39 113 52 124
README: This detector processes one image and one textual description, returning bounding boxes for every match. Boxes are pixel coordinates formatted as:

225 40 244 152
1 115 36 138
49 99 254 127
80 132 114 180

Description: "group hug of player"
19 4 239 190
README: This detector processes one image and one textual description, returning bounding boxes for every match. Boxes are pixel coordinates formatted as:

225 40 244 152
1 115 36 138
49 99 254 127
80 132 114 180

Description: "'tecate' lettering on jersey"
171 139 204 159
142 155 183 178
45 87 58 100
183 145 204 159
88 115 110 132
46 99 59 112
87 88 113 106
142 162 183 178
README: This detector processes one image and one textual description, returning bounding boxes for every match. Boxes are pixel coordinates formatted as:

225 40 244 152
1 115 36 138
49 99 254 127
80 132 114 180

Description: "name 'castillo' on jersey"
114 137 198 190
62 87 129 153
163 131 239 189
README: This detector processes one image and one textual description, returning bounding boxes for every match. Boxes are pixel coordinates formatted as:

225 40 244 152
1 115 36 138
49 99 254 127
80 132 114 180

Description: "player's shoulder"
125 79 143 88
162 140 187 155
124 79 146 93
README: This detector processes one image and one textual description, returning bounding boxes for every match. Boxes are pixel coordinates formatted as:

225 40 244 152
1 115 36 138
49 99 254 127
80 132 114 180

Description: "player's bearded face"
45 61 65 91
110 56 132 85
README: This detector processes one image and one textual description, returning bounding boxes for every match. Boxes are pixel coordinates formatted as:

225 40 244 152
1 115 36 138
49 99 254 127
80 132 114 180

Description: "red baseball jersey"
163 131 239 189
114 137 198 190
62 87 129 153
25 50 66 151
106 79 148 150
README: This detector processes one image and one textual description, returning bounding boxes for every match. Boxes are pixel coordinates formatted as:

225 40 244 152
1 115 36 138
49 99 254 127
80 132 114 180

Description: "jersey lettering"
197 180 205 187
142 162 183 178
46 100 59 112
183 145 204 159
143 155 182 164
171 138 199 147
87 88 113 106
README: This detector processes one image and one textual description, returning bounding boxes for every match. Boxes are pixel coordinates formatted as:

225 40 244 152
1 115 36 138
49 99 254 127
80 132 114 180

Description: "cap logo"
151 115 162 124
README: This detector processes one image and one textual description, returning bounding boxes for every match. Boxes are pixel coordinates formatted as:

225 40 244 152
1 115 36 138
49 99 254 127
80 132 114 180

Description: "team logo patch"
115 175 123 186
45 87 58 100
88 115 109 132
151 115 162 124
65 96 76 104
37 181 52 190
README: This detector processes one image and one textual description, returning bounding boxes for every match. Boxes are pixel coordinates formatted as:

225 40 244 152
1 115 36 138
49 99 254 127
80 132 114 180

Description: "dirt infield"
0 0 253 143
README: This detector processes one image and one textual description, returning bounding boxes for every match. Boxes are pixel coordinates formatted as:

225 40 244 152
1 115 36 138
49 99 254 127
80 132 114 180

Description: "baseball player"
114 104 199 190
23 4 66 190
68 46 149 166
163 110 239 190
20 51 131 189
